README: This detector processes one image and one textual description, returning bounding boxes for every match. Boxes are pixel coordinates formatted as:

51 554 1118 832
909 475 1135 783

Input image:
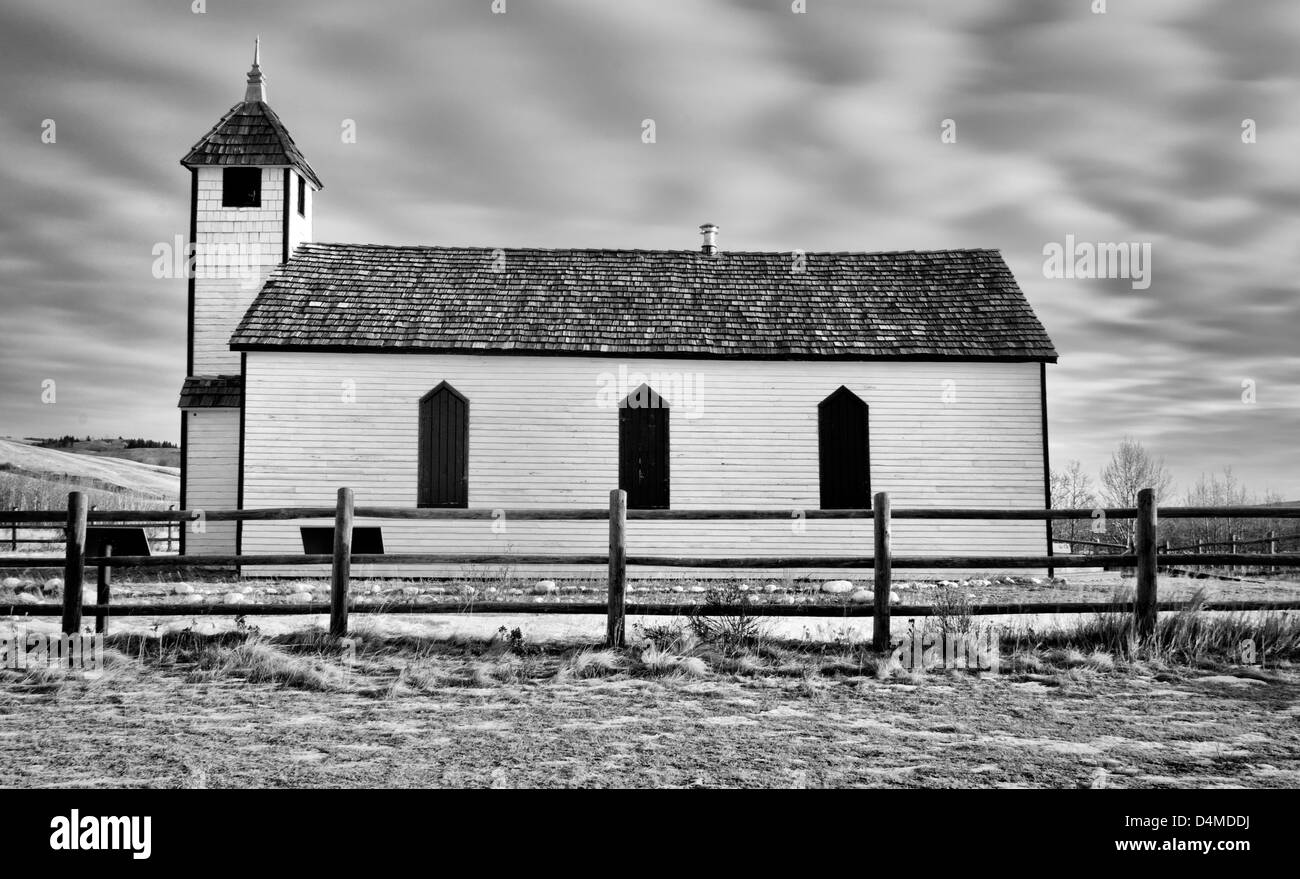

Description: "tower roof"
180 41 322 189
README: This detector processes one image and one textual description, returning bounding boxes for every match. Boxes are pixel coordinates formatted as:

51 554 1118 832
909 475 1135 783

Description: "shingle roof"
230 244 1057 360
178 375 243 409
181 101 322 189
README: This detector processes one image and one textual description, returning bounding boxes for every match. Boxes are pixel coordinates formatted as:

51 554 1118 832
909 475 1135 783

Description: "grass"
3 609 1298 788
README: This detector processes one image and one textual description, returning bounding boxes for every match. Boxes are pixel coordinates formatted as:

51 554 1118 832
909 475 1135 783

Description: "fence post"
1134 488 1158 640
61 491 87 635
1195 539 1203 575
168 505 175 552
329 487 354 639
1269 530 1277 575
872 491 892 652
1229 532 1237 575
95 545 112 634
606 489 628 648
10 507 16 551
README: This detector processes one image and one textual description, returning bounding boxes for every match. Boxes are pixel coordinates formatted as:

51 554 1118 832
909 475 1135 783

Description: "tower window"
297 175 306 216
222 167 261 207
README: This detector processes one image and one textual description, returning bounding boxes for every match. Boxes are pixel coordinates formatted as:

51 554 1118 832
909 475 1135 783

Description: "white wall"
286 169 314 258
183 407 240 555
240 352 1050 578
191 166 287 375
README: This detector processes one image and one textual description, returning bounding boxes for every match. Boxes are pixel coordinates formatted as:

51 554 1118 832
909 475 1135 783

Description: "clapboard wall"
239 352 1049 578
182 407 239 555
192 167 314 375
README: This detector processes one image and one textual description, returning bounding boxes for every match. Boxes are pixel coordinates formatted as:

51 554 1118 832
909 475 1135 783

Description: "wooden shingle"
229 244 1056 360
181 101 322 188
177 375 242 409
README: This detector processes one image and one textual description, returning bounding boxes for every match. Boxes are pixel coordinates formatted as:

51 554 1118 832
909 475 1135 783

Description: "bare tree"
1050 459 1096 546
1099 437 1174 541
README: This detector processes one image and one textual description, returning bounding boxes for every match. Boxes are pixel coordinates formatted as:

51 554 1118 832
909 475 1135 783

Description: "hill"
28 437 180 468
0 438 178 505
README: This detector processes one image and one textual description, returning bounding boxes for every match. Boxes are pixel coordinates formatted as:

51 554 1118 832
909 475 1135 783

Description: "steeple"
244 36 266 103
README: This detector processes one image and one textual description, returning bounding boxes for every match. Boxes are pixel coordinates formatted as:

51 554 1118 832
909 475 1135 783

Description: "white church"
177 47 1058 577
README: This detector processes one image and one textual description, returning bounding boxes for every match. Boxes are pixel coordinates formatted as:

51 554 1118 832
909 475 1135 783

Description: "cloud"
0 0 1295 497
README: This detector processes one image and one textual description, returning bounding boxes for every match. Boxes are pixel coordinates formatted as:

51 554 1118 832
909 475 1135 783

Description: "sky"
0 0 1296 498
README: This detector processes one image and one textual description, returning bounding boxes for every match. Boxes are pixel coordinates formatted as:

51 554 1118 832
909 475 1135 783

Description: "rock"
849 589 873 604
2 577 21 589
821 579 854 594
967 579 991 588
689 586 706 594
764 583 779 593
171 583 194 596
15 593 38 604
44 577 64 592
183 594 204 604
890 591 901 604
290 592 314 604
937 580 958 588
402 586 420 596
672 586 684 593
1029 577 1043 585
531 580 558 595
223 592 247 604
737 583 750 591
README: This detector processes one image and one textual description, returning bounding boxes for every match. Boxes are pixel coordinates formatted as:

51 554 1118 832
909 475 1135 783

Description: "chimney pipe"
699 223 719 255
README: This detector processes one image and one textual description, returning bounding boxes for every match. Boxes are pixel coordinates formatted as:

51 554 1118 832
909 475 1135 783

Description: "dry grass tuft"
190 640 345 691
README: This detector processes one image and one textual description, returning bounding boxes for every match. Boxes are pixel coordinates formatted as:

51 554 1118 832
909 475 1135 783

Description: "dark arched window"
418 382 468 507
619 384 669 509
818 386 870 509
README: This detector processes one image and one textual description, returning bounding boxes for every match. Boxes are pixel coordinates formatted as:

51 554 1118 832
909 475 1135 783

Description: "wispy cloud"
0 0 1296 496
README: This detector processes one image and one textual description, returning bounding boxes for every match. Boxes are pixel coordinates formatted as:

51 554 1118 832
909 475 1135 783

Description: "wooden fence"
7 505 178 553
2 488 1299 649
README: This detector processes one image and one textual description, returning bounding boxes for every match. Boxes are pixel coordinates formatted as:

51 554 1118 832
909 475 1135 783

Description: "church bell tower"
176 41 322 555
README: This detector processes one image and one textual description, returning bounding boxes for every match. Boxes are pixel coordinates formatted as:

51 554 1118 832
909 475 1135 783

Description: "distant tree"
1050 459 1097 546
1099 437 1174 541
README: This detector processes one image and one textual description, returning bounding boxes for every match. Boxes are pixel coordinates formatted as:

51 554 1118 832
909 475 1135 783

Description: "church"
177 47 1058 578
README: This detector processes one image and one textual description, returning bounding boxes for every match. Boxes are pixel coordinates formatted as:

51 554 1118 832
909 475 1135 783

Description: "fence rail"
2 490 1299 650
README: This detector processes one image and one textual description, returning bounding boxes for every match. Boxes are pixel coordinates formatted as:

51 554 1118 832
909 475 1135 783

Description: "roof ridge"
295 242 1004 258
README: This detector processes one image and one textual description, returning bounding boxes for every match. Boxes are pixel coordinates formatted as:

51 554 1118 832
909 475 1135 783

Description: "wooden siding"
241 353 1049 578
182 407 239 555
192 166 286 375
285 169 313 257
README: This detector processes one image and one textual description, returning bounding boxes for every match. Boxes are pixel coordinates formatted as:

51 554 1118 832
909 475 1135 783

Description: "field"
2 609 1297 788
0 438 178 508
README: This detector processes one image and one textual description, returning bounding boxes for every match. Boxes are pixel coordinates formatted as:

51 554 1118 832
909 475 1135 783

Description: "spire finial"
244 37 266 103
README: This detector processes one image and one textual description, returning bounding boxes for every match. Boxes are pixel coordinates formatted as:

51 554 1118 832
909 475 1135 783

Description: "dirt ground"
3 568 1298 789
1 628 1297 789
